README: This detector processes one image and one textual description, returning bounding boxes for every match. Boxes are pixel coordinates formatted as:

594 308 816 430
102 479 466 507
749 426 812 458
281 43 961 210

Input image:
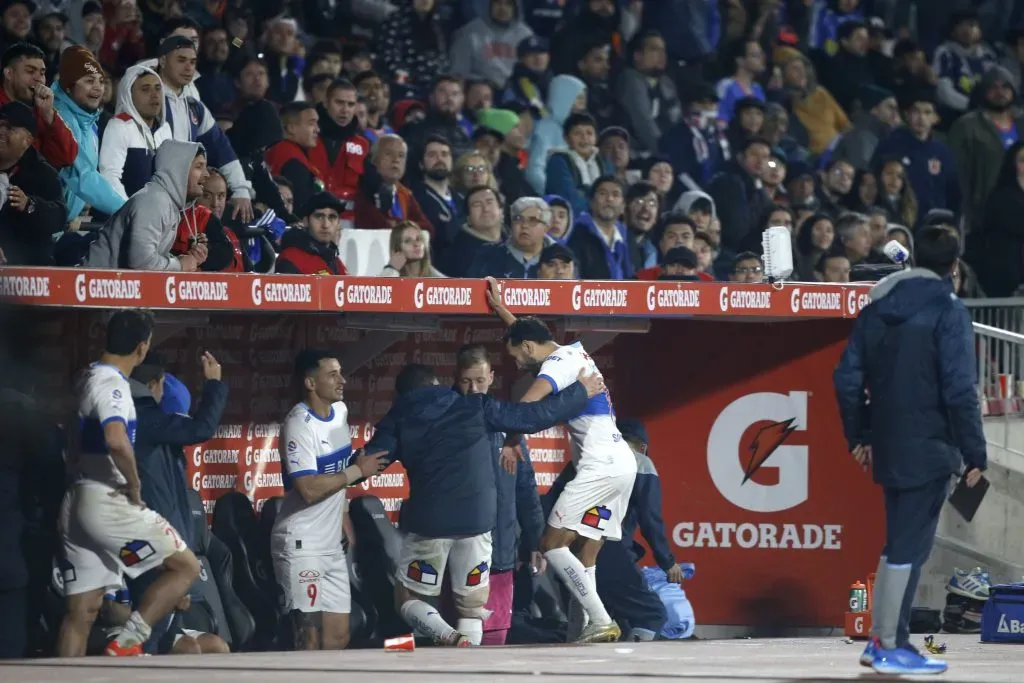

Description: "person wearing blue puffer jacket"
52 46 127 223
526 74 587 194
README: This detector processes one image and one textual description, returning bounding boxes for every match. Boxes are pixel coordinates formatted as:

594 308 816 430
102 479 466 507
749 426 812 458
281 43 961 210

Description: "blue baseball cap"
617 418 649 445
518 35 550 57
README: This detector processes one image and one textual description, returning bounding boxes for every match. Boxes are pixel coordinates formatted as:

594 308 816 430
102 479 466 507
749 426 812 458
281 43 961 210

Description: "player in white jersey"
57 310 201 658
486 278 635 643
271 349 386 650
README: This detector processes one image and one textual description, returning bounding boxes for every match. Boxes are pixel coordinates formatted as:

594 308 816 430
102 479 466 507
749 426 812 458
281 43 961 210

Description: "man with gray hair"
836 211 883 268
467 196 549 278
354 133 434 232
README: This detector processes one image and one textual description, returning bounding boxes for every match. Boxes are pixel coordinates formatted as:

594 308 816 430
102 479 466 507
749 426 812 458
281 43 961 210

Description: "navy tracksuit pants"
596 540 667 638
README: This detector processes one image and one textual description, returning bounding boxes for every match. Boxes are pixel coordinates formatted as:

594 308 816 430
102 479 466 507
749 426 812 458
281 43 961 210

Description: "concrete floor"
3 635 1019 682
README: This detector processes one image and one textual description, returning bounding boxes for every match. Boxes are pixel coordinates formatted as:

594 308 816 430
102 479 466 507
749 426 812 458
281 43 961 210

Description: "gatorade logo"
998 614 1024 633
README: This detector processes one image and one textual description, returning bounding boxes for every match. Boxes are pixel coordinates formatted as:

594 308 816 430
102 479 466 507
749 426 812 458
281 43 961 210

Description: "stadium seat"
186 491 255 650
348 495 405 639
211 491 280 649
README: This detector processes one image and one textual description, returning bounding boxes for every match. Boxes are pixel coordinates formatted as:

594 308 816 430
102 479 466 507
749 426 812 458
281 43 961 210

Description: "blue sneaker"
947 567 990 600
859 636 879 667
871 644 948 675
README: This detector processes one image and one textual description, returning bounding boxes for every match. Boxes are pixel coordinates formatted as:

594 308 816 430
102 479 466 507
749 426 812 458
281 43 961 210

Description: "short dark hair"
161 17 200 39
629 30 663 60
326 77 356 98
274 175 293 190
465 184 501 208
816 248 850 273
589 174 624 200
280 101 316 126
105 310 155 356
740 136 772 154
303 72 333 95
421 134 452 159
456 344 491 372
309 39 342 58
505 317 553 346
294 349 336 383
233 55 268 79
659 212 697 232
2 43 44 71
131 352 167 385
433 74 462 91
625 180 659 205
733 251 761 267
352 70 383 88
694 231 713 247
563 112 597 137
914 226 960 276
395 363 437 396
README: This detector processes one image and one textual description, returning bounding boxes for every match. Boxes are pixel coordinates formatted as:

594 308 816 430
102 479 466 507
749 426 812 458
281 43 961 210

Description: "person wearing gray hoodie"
84 140 210 271
450 0 534 89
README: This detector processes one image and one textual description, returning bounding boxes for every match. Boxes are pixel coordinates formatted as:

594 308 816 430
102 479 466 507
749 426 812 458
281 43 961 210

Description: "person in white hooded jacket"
99 64 173 199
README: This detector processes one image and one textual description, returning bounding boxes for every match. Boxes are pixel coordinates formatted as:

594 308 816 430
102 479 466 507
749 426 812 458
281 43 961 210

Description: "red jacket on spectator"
265 140 325 217
636 266 714 281
0 88 77 170
171 204 241 272
276 228 348 275
353 180 433 233
311 109 369 223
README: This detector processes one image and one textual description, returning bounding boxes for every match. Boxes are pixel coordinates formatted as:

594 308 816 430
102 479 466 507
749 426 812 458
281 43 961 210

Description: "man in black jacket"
834 227 986 675
0 101 64 265
366 362 603 647
706 136 771 253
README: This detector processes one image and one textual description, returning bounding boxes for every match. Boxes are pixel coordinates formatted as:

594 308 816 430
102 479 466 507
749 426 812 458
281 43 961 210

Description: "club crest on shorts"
407 560 438 586
119 539 156 567
466 562 489 587
581 505 612 530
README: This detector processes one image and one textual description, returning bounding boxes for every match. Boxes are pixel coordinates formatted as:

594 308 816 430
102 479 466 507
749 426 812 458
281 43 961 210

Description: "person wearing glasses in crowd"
467 196 550 278
623 181 660 272
729 252 764 283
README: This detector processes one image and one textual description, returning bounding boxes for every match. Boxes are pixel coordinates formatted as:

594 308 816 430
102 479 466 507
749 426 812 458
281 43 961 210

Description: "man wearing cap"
660 82 728 189
467 195 548 278
537 242 575 279
949 65 1024 232
502 35 551 115
0 100 65 265
0 42 76 169
831 85 899 171
615 30 681 154
76 2 105 60
450 0 534 89
53 44 127 221
276 192 348 275
656 246 701 280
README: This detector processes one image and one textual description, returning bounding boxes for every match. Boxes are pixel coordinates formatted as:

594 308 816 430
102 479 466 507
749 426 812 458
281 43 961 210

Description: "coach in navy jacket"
367 364 588 540
490 433 544 573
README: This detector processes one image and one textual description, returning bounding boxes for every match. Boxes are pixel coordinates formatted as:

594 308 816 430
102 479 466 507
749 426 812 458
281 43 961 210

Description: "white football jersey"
69 363 137 488
536 342 635 475
272 401 353 556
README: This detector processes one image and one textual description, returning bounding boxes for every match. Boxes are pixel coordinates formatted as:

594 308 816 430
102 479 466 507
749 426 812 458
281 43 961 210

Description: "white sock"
400 599 456 643
456 618 483 645
114 611 152 646
545 547 611 625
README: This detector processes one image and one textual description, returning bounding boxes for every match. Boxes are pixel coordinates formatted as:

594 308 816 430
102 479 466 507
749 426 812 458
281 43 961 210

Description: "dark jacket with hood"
706 160 771 252
833 269 987 489
0 145 65 266
969 139 1024 296
366 383 588 538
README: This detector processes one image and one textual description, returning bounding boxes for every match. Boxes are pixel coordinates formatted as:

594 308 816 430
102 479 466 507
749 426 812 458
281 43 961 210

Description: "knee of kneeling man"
173 636 203 655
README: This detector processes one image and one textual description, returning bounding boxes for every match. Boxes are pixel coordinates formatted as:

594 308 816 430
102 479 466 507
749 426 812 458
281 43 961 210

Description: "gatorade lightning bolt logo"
742 418 798 485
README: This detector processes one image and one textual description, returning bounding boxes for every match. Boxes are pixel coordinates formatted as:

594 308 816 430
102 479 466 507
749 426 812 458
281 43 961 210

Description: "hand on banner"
852 444 872 471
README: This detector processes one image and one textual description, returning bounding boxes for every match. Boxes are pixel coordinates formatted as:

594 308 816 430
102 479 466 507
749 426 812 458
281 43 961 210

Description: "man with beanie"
834 226 986 675
275 192 348 275
450 0 534 89
53 44 127 222
831 85 899 171
949 66 1024 232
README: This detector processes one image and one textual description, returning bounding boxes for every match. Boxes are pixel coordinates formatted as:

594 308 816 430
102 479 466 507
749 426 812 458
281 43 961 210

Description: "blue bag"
642 566 696 639
981 583 1024 643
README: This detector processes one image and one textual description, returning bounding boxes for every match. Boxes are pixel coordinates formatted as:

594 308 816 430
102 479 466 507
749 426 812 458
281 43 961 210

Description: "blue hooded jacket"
526 74 587 194
53 83 127 221
367 383 587 539
833 269 987 489
567 212 634 280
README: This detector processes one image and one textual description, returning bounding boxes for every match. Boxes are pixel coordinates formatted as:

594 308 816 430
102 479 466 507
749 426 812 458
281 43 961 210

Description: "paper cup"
384 634 415 652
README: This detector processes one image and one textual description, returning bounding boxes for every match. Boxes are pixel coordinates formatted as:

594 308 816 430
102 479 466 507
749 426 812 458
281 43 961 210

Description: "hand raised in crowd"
200 351 222 381
8 185 29 212
231 197 254 223
577 369 606 398
32 84 55 124
356 450 389 478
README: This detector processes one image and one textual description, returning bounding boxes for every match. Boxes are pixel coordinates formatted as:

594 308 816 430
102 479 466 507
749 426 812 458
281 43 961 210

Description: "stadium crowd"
0 0 1022 293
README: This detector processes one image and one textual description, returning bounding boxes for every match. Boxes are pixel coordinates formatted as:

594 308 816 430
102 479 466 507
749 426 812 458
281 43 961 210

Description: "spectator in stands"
99 64 171 199
835 211 875 268
576 40 623 132
970 140 1024 297
725 97 765 155
545 112 613 215
692 231 715 278
375 0 450 94
306 40 343 80
402 75 473 164
933 10 997 119
225 99 297 227
808 0 864 57
729 252 763 283
872 93 960 223
874 156 917 227
795 212 836 280
660 83 727 190
224 56 270 119
451 0 534 88
468 195 548 278
84 140 210 271
168 169 238 272
716 38 766 124
623 181 659 272
598 125 631 185
568 175 632 280
816 157 856 219
382 221 445 277
34 10 66 84
635 214 697 280
315 79 369 216
820 20 875 115
655 246 700 280
139 18 202 101
76 2 105 60
550 0 621 77
354 133 433 232
537 241 576 279
615 30 680 154
0 0 30 54
831 85 899 171
276 192 348 275
195 26 234 112
525 73 586 194
475 107 533 206
708 136 771 252
1002 29 1024 100
502 36 550 114
879 39 936 103
453 149 498 195
260 16 302 104
865 206 889 250
544 193 572 243
443 185 505 276
762 149 788 205
412 135 460 249
265 101 323 218
949 66 1024 233
817 249 851 282
0 101 65 265
157 36 253 222
53 46 127 222
353 71 394 145
773 47 850 156
0 43 77 170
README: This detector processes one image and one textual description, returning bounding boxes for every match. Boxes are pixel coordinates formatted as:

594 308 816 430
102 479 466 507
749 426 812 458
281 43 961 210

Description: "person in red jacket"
276 192 348 275
265 101 325 216
0 42 77 170
353 133 433 233
310 79 369 227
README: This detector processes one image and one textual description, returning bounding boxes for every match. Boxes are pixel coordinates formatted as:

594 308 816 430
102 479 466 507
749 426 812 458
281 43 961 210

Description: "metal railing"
974 322 1024 456
965 298 1024 335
